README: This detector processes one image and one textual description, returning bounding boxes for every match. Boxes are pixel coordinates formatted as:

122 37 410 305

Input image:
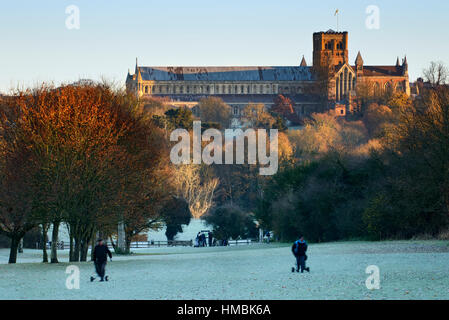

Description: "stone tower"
313 30 348 68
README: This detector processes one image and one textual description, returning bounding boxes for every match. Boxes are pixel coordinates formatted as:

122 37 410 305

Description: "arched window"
385 82 393 94
145 86 148 94
374 83 381 96
344 68 348 95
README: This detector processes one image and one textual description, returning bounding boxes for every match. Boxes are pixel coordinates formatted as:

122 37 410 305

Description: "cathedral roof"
355 65 405 77
137 66 313 82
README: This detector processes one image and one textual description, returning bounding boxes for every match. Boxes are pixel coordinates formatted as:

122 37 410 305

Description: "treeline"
0 84 191 263
256 86 449 242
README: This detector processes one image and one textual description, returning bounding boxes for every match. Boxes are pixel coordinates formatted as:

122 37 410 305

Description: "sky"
1 0 448 93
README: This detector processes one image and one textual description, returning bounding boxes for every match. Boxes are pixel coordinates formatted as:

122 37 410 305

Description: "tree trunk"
69 234 75 262
50 221 60 263
80 239 88 262
73 237 80 262
42 224 48 263
117 221 126 252
125 234 131 254
9 236 20 264
90 235 96 261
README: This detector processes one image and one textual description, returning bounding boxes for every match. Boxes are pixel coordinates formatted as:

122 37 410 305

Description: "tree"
164 107 194 130
1 84 174 262
198 97 231 128
423 61 448 87
384 86 449 224
203 206 257 241
242 103 276 129
362 103 394 138
161 196 191 241
172 164 219 219
271 95 295 120
0 139 38 263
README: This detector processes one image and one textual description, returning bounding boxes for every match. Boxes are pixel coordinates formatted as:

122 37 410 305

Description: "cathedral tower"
313 30 348 68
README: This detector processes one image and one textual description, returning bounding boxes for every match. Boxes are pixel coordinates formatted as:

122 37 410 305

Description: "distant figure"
91 239 112 282
291 235 310 273
200 233 206 247
265 231 271 243
195 232 200 247
208 232 213 247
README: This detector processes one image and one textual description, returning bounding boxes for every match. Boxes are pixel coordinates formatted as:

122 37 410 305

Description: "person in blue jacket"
291 236 310 273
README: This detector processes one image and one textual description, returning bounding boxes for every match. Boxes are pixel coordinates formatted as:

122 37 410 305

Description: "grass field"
1 240 448 300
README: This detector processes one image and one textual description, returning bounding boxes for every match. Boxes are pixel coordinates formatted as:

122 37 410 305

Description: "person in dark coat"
208 232 213 247
92 239 112 282
291 235 310 273
200 233 206 247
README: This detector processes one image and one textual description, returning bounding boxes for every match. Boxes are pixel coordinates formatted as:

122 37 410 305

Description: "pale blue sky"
1 0 448 92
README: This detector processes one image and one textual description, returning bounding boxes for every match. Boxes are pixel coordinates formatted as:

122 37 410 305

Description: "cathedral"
126 30 410 119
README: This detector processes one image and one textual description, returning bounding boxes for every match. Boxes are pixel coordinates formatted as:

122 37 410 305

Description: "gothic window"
348 73 352 91
344 68 348 94
374 83 381 96
340 74 343 99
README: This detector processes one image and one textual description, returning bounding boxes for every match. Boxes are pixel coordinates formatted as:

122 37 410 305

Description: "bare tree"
172 164 219 219
423 61 448 87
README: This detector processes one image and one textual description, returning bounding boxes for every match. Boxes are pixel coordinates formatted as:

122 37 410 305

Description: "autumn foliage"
0 84 171 262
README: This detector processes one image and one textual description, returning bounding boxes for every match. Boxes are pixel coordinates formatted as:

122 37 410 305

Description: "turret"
355 51 364 77
402 55 408 75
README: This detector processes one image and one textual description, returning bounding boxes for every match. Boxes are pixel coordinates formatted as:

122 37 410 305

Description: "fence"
37 238 256 250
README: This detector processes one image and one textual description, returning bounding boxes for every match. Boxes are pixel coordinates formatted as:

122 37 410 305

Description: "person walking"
291 235 310 273
91 239 112 282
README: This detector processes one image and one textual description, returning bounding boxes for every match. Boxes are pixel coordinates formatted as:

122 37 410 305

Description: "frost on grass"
0 241 448 300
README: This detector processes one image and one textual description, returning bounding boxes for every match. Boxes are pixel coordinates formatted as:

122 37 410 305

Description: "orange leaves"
0 83 171 238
